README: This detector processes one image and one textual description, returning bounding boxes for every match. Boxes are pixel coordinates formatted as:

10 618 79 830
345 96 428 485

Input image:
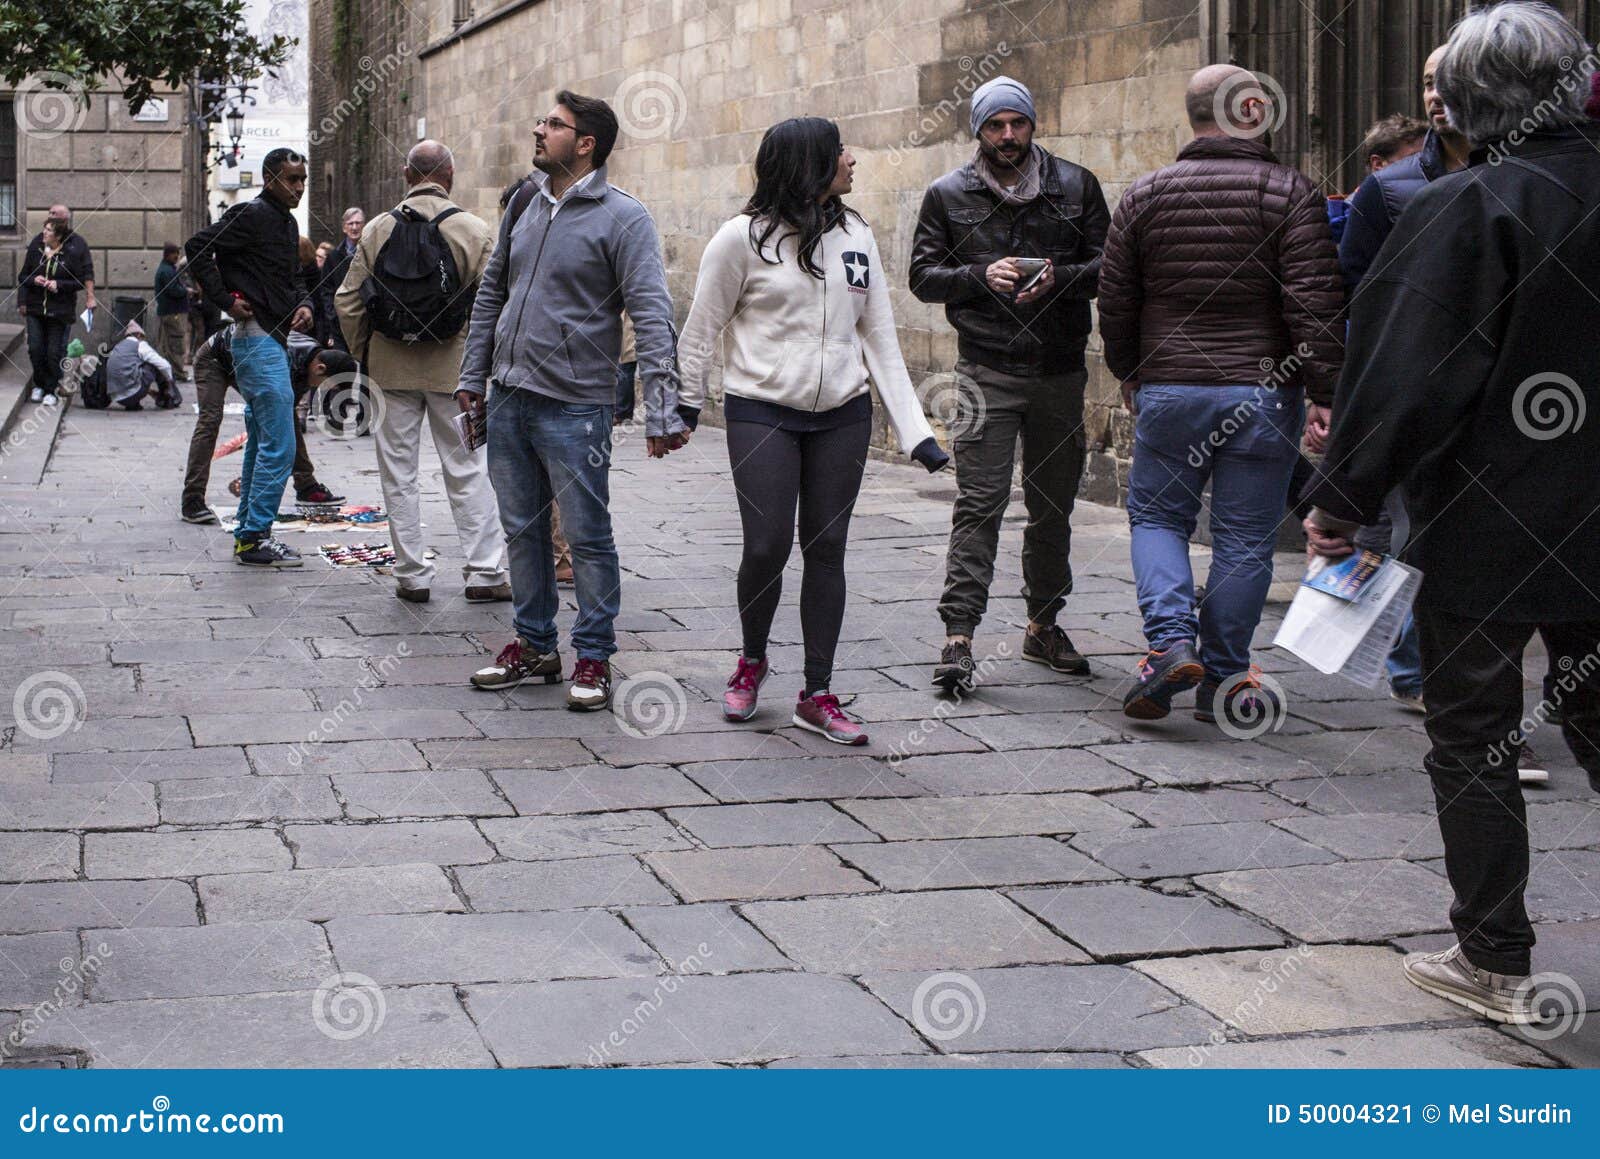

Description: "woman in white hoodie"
678 117 948 745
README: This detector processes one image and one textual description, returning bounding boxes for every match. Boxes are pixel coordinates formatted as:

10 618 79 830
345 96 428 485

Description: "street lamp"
225 104 246 152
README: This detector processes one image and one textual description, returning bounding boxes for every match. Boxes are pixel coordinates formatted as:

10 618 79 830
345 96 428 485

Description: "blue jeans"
1126 384 1303 681
232 331 295 540
487 386 619 660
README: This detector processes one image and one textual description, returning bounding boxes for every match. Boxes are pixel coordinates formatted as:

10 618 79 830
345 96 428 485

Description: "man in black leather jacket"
909 75 1109 692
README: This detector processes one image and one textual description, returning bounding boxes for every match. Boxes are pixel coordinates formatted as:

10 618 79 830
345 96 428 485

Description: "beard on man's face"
979 134 1030 168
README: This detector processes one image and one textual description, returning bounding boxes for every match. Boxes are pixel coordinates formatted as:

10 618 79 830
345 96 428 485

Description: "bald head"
404 140 454 191
1186 64 1266 136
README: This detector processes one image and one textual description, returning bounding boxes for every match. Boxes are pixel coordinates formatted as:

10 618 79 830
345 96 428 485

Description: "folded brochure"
1274 553 1421 686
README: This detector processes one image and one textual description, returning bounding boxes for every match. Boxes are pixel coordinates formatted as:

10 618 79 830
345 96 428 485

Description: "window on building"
0 99 17 232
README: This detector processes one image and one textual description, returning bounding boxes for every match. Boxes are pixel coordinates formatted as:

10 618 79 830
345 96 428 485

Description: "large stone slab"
51 747 252 784
861 965 1221 1052
890 750 1140 796
1090 741 1316 787
835 836 1118 890
157 775 340 824
838 793 1137 840
85 829 291 879
1010 883 1283 960
1101 786 1307 827
1271 770 1438 815
620 903 792 974
1197 860 1453 941
415 738 593 770
742 890 1082 973
586 730 807 767
325 911 659 985
90 920 335 1000
644 846 877 902
666 802 878 847
1069 821 1339 879
285 820 495 868
682 757 927 802
1273 812 1446 860
249 740 428 776
0 832 79 881
479 812 693 861
465 973 926 1066
0 880 199 934
490 766 713 815
9 985 495 1067
190 710 477 748
455 856 675 912
1133 944 1463 1035
952 712 1124 751
1524 849 1600 922
335 769 512 819
1139 1027 1559 1069
0 931 80 1006
199 864 464 923
0 780 156 830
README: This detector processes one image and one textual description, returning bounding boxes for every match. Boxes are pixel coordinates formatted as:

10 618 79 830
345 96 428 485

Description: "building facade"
307 0 1600 503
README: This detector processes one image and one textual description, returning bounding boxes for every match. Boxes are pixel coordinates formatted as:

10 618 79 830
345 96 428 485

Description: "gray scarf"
973 143 1043 205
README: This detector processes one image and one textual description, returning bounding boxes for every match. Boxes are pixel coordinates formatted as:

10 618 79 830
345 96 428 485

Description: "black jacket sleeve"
908 184 985 304
1337 175 1393 296
185 202 249 311
1052 170 1109 300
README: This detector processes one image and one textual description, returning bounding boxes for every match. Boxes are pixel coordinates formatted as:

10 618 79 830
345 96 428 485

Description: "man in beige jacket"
336 140 510 603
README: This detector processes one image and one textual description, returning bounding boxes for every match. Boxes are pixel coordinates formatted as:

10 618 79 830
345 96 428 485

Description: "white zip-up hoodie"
678 213 939 459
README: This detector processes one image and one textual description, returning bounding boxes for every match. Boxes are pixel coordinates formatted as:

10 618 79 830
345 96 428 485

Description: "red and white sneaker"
792 691 868 746
723 656 769 722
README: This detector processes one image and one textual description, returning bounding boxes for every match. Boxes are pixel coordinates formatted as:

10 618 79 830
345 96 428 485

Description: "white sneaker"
41 393 58 408
29 387 43 403
1402 943 1537 1024
1518 744 1549 785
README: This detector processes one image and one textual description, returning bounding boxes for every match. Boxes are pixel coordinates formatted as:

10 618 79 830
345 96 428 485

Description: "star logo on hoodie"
842 251 869 293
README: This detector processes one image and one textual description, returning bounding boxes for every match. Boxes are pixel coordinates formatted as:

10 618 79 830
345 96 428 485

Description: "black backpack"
78 354 109 409
359 204 472 343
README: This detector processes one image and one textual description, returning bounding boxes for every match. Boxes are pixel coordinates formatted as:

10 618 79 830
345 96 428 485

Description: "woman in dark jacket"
17 219 91 405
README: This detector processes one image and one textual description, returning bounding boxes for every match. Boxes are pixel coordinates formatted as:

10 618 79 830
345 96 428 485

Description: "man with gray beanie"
910 75 1109 694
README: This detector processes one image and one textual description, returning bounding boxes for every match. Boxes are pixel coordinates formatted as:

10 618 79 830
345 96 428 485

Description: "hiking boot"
471 638 561 690
1390 686 1426 714
234 536 303 568
723 656 769 722
793 691 868 746
1123 640 1204 720
933 639 977 694
464 583 513 603
296 483 345 505
395 585 430 604
180 502 219 525
1022 625 1090 675
1402 944 1537 1025
568 657 613 711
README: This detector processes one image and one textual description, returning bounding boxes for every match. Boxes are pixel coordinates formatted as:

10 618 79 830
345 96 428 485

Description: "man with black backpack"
336 140 509 604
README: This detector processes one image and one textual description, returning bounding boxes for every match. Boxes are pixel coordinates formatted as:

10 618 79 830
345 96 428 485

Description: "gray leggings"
725 415 870 691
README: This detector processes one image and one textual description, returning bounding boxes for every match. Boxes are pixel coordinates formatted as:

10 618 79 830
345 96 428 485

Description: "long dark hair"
743 117 863 279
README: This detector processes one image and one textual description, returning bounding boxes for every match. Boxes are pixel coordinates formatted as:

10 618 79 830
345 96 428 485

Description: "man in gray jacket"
459 89 689 711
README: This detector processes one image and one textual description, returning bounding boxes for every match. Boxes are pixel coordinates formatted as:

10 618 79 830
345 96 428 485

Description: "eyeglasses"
535 116 578 134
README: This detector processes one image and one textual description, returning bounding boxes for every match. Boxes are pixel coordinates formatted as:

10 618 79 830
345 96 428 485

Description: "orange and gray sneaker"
793 691 868 746
1122 640 1204 720
723 656 769 722
471 638 562 690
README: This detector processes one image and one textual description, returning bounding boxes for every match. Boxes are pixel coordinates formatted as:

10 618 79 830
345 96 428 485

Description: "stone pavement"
1 387 1596 1070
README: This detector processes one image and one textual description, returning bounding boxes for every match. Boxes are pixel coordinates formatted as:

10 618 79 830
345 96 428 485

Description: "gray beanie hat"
970 76 1037 136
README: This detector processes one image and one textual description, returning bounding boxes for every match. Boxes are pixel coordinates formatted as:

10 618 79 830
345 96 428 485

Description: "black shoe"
1022 625 1090 675
297 484 346 505
1194 671 1283 732
181 503 219 525
235 536 303 568
933 639 977 693
1122 640 1205 720
395 586 431 604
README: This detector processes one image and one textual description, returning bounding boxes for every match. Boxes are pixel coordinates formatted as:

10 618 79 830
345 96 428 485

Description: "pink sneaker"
723 656 769 721
792 691 868 746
